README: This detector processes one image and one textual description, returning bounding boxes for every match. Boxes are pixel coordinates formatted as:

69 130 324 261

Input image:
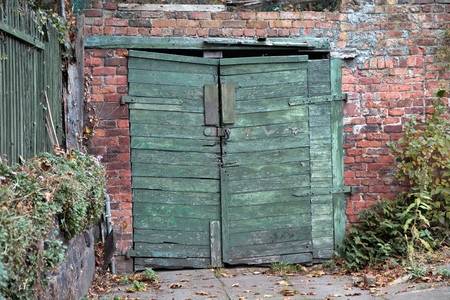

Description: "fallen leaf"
232 283 240 287
280 288 298 296
195 291 209 296
169 282 183 289
345 292 362 296
276 280 290 286
252 271 261 275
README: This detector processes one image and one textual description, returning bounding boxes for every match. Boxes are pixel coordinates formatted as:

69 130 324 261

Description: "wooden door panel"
129 51 221 269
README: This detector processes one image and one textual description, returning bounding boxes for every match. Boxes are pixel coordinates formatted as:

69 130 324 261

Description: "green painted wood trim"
129 50 219 65
330 58 346 249
0 22 44 49
220 55 308 66
210 221 223 267
85 36 330 50
220 168 230 262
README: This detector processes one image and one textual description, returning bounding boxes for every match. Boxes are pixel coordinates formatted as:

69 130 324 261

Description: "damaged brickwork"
82 0 449 271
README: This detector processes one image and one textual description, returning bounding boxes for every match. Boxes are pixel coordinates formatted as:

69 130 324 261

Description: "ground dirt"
90 264 450 300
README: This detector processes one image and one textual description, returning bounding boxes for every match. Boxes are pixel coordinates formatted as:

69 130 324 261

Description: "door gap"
138 48 329 59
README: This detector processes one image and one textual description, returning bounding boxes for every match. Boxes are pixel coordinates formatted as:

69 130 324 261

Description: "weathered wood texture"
0 0 63 163
129 51 344 268
129 51 221 269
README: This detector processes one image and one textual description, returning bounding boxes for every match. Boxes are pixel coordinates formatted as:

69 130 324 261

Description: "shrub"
340 91 449 270
0 151 105 299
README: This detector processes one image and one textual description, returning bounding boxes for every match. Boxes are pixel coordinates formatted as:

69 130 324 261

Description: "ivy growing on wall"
0 151 105 299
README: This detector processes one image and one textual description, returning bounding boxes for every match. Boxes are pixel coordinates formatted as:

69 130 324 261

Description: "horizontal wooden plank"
229 226 312 247
129 57 216 74
225 134 309 153
132 149 219 166
85 36 330 50
228 174 310 194
128 98 207 113
134 229 209 245
130 124 214 140
225 147 309 165
227 122 308 141
133 163 219 179
131 136 220 153
129 50 219 65
234 107 307 127
220 62 304 76
135 257 210 269
229 190 310 207
130 110 204 126
220 55 308 66
312 202 333 215
229 240 312 259
134 216 209 231
133 202 219 219
226 253 312 265
225 162 309 180
221 69 306 88
236 82 307 100
129 69 216 87
133 190 220 205
313 236 334 249
229 214 311 233
236 97 296 113
133 177 220 193
129 83 203 100
123 96 183 105
229 200 310 220
134 243 210 258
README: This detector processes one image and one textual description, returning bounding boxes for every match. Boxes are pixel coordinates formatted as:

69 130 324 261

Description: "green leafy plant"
43 239 67 269
0 151 105 299
142 268 159 283
389 91 450 234
127 280 147 292
407 264 427 280
436 267 450 278
340 91 449 270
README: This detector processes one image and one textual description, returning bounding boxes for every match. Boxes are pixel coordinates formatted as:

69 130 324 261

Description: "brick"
84 9 102 17
189 11 211 20
384 125 403 133
222 20 246 28
104 57 127 67
92 67 116 76
247 20 269 29
269 20 292 28
256 12 279 20
105 18 128 27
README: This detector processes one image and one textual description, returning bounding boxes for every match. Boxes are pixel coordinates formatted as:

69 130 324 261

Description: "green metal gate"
0 1 63 163
126 50 346 269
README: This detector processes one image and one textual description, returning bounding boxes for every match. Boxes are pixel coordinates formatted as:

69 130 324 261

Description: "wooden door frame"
85 37 349 252
85 36 330 51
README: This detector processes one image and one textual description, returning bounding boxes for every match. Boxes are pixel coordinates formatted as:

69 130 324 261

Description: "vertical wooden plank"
333 193 346 249
330 58 346 249
220 167 230 262
220 83 235 125
210 221 222 267
204 84 219 126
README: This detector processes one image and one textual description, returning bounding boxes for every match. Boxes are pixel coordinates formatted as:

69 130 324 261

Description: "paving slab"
99 267 450 300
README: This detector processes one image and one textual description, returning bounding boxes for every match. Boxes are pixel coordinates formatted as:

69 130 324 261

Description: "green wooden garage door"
126 50 346 269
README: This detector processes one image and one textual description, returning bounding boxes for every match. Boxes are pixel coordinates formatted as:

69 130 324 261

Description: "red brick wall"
83 0 449 270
